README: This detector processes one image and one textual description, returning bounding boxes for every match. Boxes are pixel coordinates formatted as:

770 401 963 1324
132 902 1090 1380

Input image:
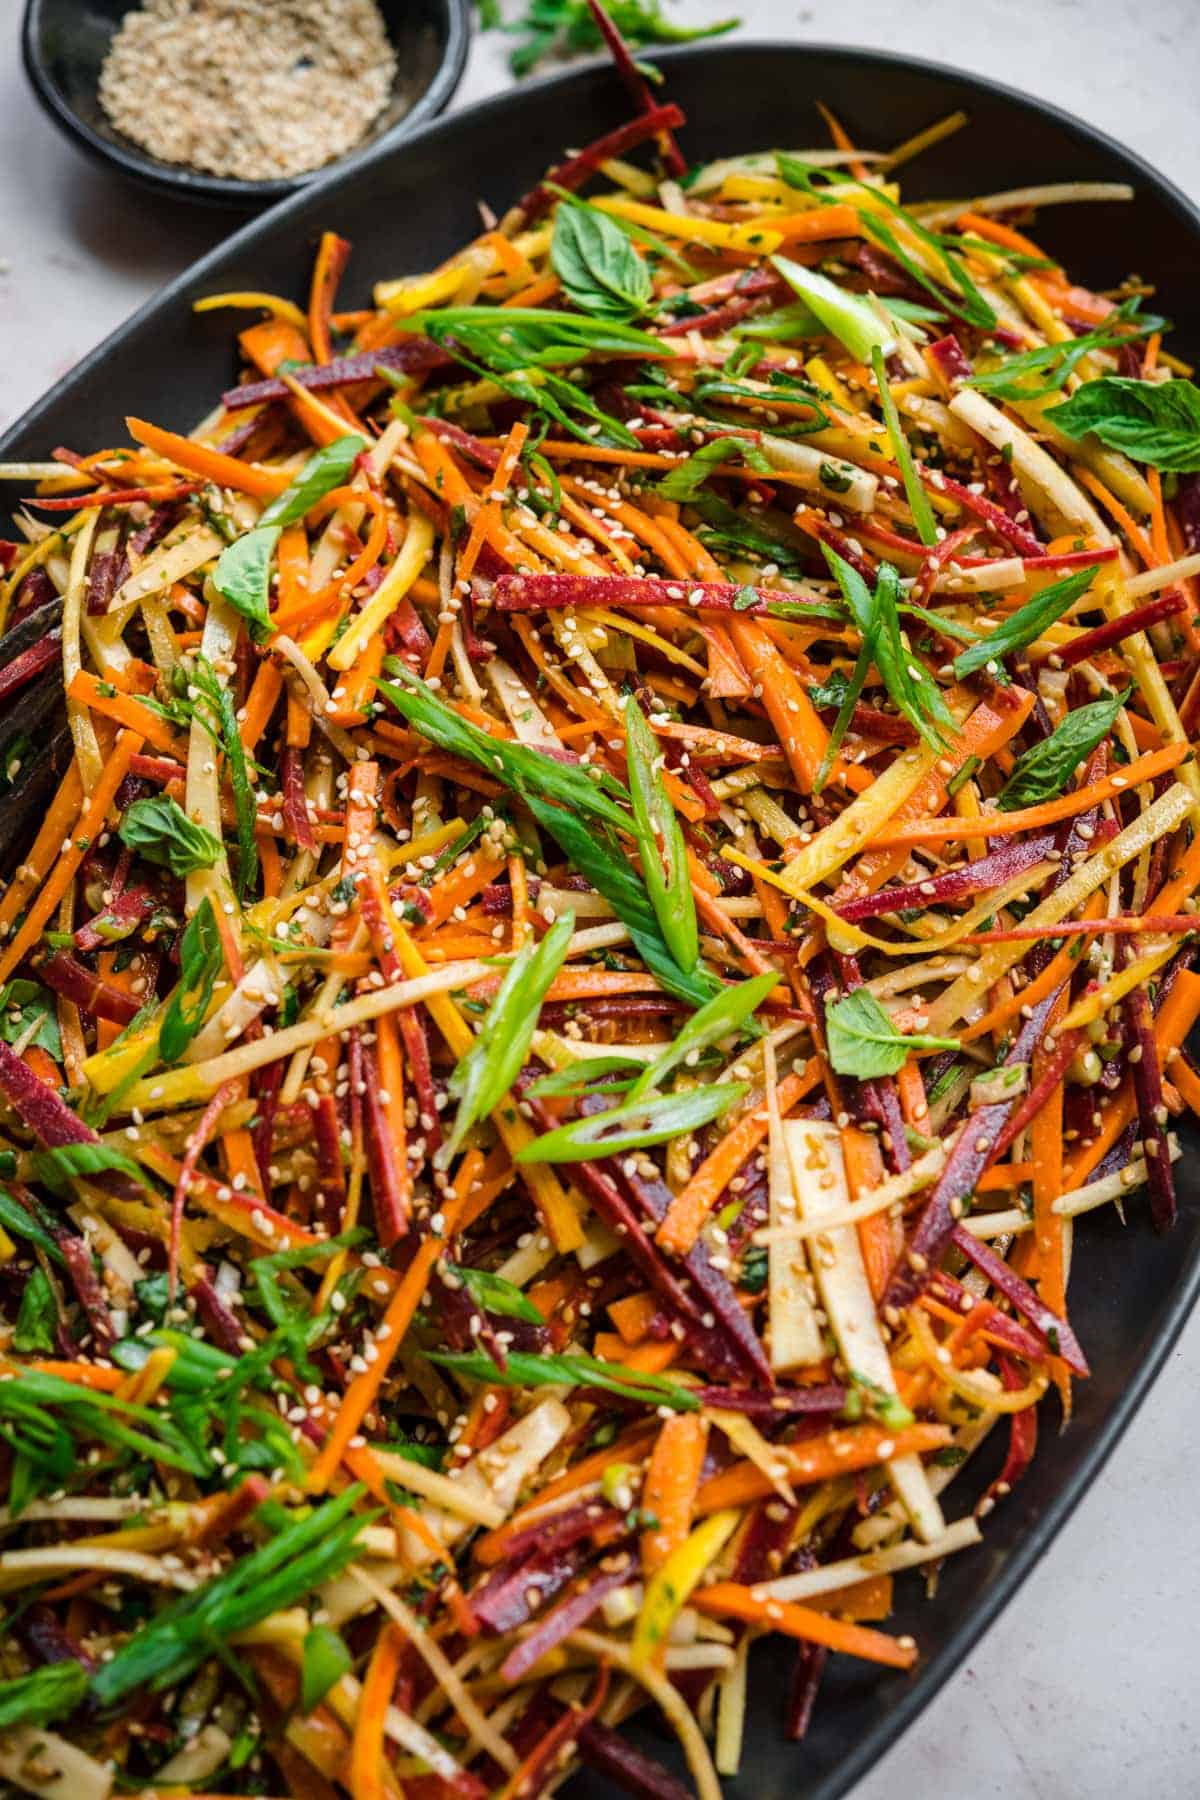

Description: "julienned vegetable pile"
2 12 1200 1798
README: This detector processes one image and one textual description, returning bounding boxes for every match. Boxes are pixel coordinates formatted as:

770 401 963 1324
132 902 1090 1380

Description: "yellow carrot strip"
327 510 435 672
0 730 142 985
194 291 309 330
592 194 783 253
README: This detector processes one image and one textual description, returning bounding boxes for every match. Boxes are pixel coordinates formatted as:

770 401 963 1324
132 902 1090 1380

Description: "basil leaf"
953 564 1102 679
443 911 575 1161
624 695 697 977
0 978 61 1059
872 345 937 547
1049 375 1200 472
13 1265 56 1353
996 689 1129 811
34 1142 148 1195
258 435 365 529
301 1624 352 1715
517 1082 748 1163
552 202 652 321
656 435 771 503
807 668 852 709
0 1188 64 1263
159 897 223 1064
0 1662 89 1732
967 300 1166 401
629 971 778 1101
212 524 277 636
212 436 365 634
444 1262 545 1325
825 989 958 1079
118 794 222 878
426 1347 700 1412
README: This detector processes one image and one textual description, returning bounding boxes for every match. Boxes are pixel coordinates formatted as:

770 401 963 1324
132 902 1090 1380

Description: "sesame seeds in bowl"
22 0 470 205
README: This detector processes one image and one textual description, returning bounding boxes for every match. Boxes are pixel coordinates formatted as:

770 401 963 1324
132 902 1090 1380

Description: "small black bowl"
21 0 471 207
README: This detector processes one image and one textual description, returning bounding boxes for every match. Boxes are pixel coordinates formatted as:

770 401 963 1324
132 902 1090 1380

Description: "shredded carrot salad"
1 16 1200 1797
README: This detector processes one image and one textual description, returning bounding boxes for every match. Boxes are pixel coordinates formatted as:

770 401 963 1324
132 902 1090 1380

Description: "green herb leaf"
444 1262 544 1325
967 300 1165 400
89 1487 373 1706
33 1141 147 1195
952 564 1102 679
825 989 958 1079
301 1624 352 1714
0 1662 89 1731
427 1346 699 1411
191 656 259 902
552 201 653 320
212 524 277 637
444 911 574 1160
656 436 771 504
258 436 366 529
0 1188 63 1262
0 979 62 1059
624 696 698 977
13 1266 56 1353
118 794 222 878
872 344 937 547
996 689 1129 811
517 1082 747 1163
158 897 224 1064
377 667 630 831
1049 375 1200 472
629 971 778 1101
771 253 894 365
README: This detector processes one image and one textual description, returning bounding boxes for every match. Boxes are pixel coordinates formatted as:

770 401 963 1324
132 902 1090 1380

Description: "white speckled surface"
3 0 1199 1790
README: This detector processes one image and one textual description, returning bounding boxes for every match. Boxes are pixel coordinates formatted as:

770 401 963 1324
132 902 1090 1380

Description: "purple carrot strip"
17 1606 96 1673
497 1499 623 1568
74 885 155 953
221 341 449 413
492 571 828 615
981 1352 1038 1510
1058 590 1187 669
359 1036 408 1245
836 831 1060 922
0 633 61 701
279 746 316 851
0 1041 100 1149
471 1539 594 1634
786 1643 828 1740
694 1383 846 1416
949 1224 1089 1374
927 1270 1047 1362
500 1550 636 1681
928 334 973 384
931 470 1043 558
38 951 140 1026
577 1719 694 1800
881 992 1062 1313
56 1232 116 1348
515 105 688 223
614 1162 775 1386
584 0 686 176
190 1277 246 1354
